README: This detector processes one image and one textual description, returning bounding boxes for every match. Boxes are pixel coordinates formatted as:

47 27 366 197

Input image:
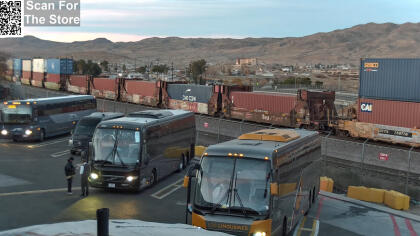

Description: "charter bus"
0 95 96 141
183 129 321 236
88 109 195 191
69 112 124 155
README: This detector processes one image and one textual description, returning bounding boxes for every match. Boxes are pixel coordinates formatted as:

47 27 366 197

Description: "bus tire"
177 154 185 172
150 169 157 186
282 218 288 236
39 129 45 142
312 187 316 204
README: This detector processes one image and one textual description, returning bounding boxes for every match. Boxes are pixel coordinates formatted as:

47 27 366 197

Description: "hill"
1 22 420 66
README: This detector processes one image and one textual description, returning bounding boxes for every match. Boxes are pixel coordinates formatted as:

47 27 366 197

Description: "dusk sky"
24 0 420 42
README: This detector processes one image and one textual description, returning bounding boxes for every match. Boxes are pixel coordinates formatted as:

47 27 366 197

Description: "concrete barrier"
320 177 333 192
384 190 410 211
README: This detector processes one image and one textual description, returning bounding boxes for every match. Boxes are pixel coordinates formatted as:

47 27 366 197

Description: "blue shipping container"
13 59 22 77
46 58 73 75
359 58 420 102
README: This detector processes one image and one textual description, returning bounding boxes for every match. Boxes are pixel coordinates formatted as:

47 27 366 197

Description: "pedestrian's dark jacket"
65 162 75 177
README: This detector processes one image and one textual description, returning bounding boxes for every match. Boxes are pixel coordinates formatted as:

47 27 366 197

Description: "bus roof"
97 109 193 129
6 95 94 105
84 112 124 120
205 129 319 160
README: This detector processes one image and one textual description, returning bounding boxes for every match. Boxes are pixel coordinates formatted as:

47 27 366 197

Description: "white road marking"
27 138 69 148
0 187 81 197
151 178 184 200
51 150 70 158
314 220 319 236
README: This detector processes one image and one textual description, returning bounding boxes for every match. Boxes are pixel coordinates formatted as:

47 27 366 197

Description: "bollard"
96 208 109 236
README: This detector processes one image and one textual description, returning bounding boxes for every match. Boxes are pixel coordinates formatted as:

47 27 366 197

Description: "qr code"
0 1 22 36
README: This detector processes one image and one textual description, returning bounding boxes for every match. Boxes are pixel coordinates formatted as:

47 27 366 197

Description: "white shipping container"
22 60 32 71
6 59 13 70
32 58 45 73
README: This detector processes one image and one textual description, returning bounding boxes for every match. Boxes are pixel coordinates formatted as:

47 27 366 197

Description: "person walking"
65 157 76 195
80 151 90 197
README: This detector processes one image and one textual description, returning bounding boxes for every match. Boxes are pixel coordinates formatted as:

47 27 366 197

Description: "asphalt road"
1 134 420 235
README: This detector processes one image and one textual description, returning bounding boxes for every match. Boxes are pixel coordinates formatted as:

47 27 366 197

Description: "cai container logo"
360 103 372 112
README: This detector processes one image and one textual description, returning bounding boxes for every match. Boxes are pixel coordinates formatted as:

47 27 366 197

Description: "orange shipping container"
230 91 296 114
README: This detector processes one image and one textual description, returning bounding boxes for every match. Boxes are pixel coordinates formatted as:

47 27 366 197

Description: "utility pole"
338 72 341 91
171 62 174 81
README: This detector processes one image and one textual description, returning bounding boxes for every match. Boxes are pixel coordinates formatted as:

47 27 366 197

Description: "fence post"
322 131 332 176
359 139 369 186
196 114 201 145
405 146 414 194
217 117 222 143
239 119 244 136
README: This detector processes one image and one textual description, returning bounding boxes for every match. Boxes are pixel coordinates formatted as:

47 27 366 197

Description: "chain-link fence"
322 135 420 200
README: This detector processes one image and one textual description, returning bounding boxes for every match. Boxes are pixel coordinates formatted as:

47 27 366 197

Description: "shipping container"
122 80 159 106
67 75 89 94
45 74 61 90
228 91 297 127
13 59 22 78
357 98 420 129
22 59 31 71
32 72 45 88
92 77 118 99
165 84 216 114
230 91 296 114
32 58 45 73
360 58 420 102
6 59 13 75
46 58 73 75
167 84 213 103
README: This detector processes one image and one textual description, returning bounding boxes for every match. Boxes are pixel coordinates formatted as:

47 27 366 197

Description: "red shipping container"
46 73 60 83
230 91 296 114
357 98 420 128
125 80 157 97
32 72 44 81
22 71 31 79
93 77 117 91
69 75 88 88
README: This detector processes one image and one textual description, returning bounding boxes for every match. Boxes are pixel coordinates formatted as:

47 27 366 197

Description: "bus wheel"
282 218 288 236
178 155 185 172
39 129 45 142
312 187 316 204
150 170 157 186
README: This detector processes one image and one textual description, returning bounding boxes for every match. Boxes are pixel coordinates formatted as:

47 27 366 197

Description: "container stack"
45 58 73 90
13 59 22 82
358 58 420 129
31 58 46 88
21 59 32 85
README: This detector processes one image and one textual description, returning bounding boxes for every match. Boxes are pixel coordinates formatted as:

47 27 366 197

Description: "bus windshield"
1 105 32 123
194 156 270 215
93 128 141 165
74 118 101 136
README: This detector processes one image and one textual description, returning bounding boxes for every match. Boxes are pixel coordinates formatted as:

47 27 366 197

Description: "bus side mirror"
183 176 189 188
270 183 279 196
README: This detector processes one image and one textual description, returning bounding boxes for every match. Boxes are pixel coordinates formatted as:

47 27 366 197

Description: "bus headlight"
253 232 266 236
25 130 32 135
1 130 7 135
68 139 73 146
90 173 99 180
126 176 138 182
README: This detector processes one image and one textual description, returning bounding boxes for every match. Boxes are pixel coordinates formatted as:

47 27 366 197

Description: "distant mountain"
2 22 420 66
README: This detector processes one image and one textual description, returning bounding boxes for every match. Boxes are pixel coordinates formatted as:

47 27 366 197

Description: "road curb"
319 191 420 222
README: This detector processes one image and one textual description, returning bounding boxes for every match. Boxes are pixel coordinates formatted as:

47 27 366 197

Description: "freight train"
4 57 420 148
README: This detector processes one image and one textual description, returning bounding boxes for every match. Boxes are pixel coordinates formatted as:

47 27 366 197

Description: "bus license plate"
108 183 115 188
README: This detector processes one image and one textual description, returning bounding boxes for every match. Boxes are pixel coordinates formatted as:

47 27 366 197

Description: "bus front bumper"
89 178 140 190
